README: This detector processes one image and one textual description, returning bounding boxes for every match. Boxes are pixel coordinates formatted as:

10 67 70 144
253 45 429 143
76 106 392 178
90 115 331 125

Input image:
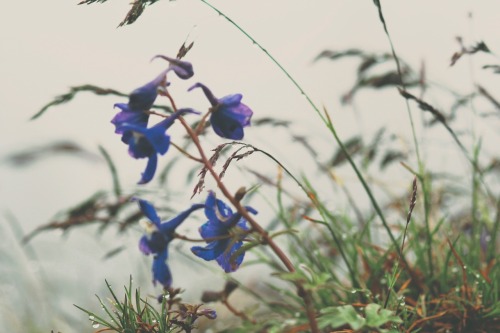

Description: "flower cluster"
191 191 257 273
135 192 256 289
136 198 204 287
111 55 254 184
114 55 258 289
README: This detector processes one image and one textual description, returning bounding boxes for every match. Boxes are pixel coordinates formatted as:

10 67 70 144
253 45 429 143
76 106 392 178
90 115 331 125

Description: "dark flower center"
146 231 170 253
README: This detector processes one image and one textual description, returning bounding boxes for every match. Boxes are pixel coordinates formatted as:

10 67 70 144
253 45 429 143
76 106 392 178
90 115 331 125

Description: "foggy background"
1 1 499 331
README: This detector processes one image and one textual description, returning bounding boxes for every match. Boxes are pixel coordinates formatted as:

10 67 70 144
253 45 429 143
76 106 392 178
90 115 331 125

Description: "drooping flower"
117 109 199 184
111 56 194 133
111 70 169 133
188 83 253 140
136 198 204 288
191 191 257 272
152 55 194 80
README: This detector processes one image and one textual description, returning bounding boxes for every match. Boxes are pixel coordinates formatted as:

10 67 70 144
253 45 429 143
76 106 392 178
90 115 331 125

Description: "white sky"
1 1 499 331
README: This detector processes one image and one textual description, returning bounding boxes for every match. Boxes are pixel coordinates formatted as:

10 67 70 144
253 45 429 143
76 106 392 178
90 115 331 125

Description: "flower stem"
164 91 319 332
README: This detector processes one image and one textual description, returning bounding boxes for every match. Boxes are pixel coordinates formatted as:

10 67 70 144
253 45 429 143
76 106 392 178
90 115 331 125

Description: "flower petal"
204 191 218 222
152 55 194 80
139 235 153 255
244 205 258 215
111 103 149 132
188 82 218 107
136 199 161 225
191 239 228 261
138 153 158 184
128 70 167 111
158 203 205 234
219 94 243 107
216 240 245 273
210 113 244 140
199 219 227 240
152 250 172 287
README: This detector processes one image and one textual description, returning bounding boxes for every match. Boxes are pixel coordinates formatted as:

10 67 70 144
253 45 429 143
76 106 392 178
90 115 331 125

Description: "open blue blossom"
191 191 257 272
117 109 199 184
136 198 204 288
188 83 253 140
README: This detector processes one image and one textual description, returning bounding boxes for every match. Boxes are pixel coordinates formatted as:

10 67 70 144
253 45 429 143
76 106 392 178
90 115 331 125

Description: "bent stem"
197 0 408 269
164 92 319 332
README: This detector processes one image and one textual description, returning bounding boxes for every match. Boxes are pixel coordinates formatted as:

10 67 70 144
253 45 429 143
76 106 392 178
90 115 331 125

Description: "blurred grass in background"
1 1 500 332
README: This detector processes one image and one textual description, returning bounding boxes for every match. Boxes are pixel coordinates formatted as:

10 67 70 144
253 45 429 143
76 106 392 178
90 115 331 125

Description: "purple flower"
112 70 168 133
191 191 257 272
117 109 199 184
136 198 204 288
128 70 170 111
111 56 194 134
188 83 253 140
152 55 194 80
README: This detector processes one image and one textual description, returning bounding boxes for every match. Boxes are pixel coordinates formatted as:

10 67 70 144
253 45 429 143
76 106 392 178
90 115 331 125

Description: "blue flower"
188 83 253 140
117 109 199 184
112 57 194 134
136 198 204 288
111 70 168 133
152 55 194 80
191 191 257 272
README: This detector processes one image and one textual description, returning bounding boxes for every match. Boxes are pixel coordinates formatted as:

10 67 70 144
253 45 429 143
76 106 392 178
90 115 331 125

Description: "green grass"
20 1 500 332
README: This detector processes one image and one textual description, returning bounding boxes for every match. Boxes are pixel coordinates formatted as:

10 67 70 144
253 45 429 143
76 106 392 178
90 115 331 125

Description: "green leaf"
365 303 402 328
319 305 365 330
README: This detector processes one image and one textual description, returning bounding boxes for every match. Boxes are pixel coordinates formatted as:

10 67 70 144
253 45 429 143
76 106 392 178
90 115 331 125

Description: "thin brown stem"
170 141 203 163
194 110 212 135
164 91 319 332
222 298 256 324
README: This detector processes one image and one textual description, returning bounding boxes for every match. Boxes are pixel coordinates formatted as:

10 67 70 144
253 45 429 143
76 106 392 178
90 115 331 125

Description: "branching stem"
164 90 319 333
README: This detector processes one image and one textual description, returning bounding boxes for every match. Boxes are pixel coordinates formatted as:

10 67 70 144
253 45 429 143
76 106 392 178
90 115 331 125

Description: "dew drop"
88 315 95 320
92 322 100 329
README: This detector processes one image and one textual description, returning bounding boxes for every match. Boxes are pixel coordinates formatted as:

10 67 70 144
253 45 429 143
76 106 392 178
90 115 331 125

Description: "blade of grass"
98 145 121 198
197 1 401 259
371 0 436 282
